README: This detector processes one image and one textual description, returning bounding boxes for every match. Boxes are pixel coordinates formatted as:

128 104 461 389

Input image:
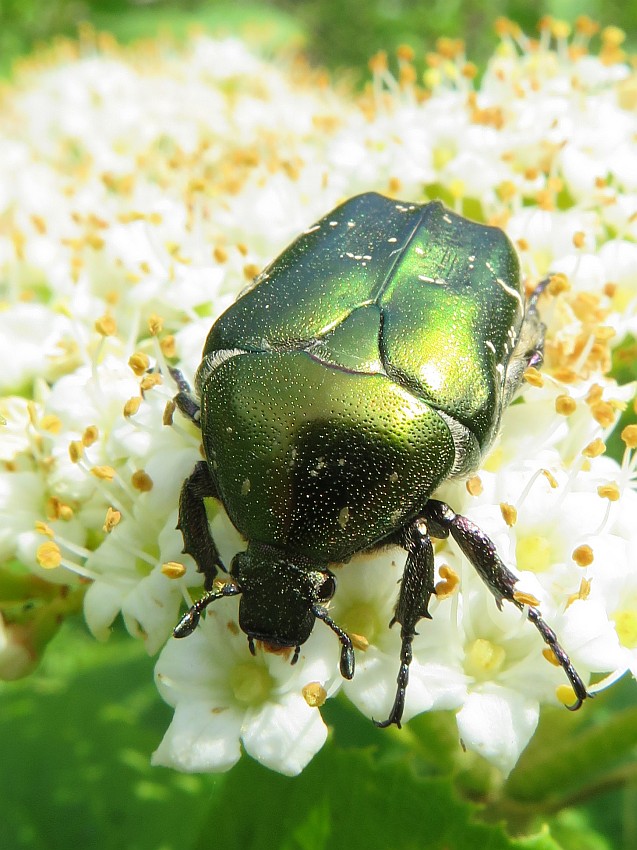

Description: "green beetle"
171 192 589 727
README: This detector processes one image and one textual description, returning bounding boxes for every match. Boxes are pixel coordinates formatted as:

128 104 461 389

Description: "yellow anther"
555 395 577 416
566 578 592 608
368 50 388 73
582 438 606 458
69 440 84 463
575 16 600 37
82 425 99 446
550 19 571 40
435 565 460 599
500 502 517 527
397 44 415 62
128 351 150 376
523 366 544 387
350 632 370 651
91 465 116 481
302 682 327 708
543 648 560 667
601 26 625 47
95 314 117 336
148 314 163 335
103 507 121 533
597 482 620 502
161 561 187 579
131 470 153 492
123 397 142 417
37 541 62 569
160 335 176 358
572 231 586 249
35 521 55 538
466 475 483 496
621 424 637 449
163 399 176 426
548 273 569 296
243 263 261 281
140 373 162 391
590 401 616 429
572 545 594 567
513 590 540 607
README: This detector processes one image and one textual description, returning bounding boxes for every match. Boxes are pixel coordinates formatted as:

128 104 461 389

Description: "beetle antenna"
312 605 355 679
174 582 242 638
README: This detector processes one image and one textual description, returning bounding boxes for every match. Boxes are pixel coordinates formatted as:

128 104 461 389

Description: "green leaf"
0 621 226 850
193 745 562 850
506 701 637 805
0 620 565 850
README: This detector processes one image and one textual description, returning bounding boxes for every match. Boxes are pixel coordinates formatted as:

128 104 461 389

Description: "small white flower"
152 598 340 775
456 685 539 776
0 303 77 393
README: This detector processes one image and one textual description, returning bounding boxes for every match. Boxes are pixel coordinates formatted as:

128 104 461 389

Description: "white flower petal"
242 693 328 776
152 701 243 773
456 685 540 775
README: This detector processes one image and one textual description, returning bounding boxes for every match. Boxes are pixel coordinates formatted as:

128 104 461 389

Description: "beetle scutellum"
170 192 590 728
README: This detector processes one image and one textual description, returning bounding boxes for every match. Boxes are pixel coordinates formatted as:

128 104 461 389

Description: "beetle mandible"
170 192 590 727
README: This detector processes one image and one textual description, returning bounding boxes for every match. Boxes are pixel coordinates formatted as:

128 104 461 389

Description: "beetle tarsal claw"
312 605 355 678
174 581 242 639
173 608 200 638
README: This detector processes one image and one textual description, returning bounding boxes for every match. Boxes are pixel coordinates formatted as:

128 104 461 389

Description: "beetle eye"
317 575 336 602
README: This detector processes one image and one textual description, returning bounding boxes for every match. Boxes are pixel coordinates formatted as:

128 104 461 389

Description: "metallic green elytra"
172 192 590 727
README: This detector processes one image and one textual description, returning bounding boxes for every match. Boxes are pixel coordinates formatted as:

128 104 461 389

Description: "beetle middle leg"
423 498 591 710
174 461 233 637
374 518 436 728
178 461 226 589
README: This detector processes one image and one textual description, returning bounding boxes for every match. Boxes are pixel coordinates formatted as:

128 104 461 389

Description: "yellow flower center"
230 663 274 705
465 638 506 680
516 533 553 573
340 602 379 647
613 609 637 649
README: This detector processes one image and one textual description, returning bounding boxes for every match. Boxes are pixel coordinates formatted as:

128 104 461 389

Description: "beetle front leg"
178 461 225 590
375 518 436 729
169 367 201 425
423 499 591 709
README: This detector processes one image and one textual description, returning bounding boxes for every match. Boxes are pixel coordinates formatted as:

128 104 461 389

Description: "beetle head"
230 545 355 678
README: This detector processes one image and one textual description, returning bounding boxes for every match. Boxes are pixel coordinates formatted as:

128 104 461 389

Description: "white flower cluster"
1 20 636 777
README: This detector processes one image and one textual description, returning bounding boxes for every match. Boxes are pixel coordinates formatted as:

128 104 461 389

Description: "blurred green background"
0 0 635 78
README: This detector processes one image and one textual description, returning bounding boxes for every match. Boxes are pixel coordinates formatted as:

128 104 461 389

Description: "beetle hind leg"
375 518 436 729
423 498 591 709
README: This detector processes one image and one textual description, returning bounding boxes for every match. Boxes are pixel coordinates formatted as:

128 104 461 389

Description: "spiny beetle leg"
169 366 201 426
178 461 226 590
174 581 242 638
423 498 591 709
375 519 435 729
525 276 551 370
